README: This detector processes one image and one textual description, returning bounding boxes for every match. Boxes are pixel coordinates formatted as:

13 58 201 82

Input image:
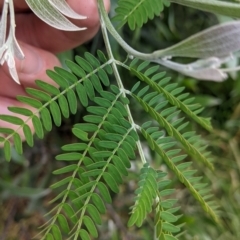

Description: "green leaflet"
0 5 222 235
128 164 158 227
141 128 220 224
113 0 171 30
133 93 214 170
130 65 212 131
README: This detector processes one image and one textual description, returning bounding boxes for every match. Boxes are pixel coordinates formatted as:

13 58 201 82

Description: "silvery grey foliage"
25 0 87 31
153 21 240 81
0 0 24 84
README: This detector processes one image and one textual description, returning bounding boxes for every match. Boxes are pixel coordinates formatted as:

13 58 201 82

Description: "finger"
15 0 111 52
0 41 61 98
0 96 35 142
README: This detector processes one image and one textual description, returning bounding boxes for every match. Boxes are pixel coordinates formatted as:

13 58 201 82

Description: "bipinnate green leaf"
113 0 170 30
128 164 158 227
141 128 220 224
133 93 214 170
130 67 212 131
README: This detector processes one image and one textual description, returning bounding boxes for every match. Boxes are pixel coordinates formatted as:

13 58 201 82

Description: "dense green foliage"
1 0 240 239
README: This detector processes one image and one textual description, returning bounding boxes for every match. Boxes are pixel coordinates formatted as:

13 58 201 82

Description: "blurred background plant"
1 1 240 239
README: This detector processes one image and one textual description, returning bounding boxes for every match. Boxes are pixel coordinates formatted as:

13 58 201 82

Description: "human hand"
0 0 110 139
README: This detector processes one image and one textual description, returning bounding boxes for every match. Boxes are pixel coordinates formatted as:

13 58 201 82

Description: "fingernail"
16 43 43 75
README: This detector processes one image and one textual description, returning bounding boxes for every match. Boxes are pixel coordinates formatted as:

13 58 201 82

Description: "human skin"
0 0 110 139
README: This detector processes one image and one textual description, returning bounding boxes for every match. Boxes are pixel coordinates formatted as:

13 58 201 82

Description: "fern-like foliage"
128 163 182 240
113 0 171 30
129 59 214 170
38 84 137 239
0 50 112 161
0 50 221 238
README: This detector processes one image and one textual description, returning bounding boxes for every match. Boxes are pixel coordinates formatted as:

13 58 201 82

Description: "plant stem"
98 0 164 61
98 0 147 164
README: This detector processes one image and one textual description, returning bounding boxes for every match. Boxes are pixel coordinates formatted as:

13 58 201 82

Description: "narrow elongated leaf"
91 193 106 214
50 101 61 126
53 164 77 175
23 124 33 147
63 203 78 223
40 108 52 131
46 233 54 240
66 60 86 77
86 204 102 225
50 176 72 189
162 222 180 233
4 140 11 161
49 0 87 19
16 96 42 108
170 0 240 18
97 182 112 203
61 143 88 151
79 229 91 240
32 116 44 139
103 172 119 193
26 88 51 102
83 216 98 238
57 214 70 233
35 80 60 95
98 69 110 86
25 0 86 31
75 56 93 73
8 107 33 116
84 52 100 68
76 83 88 107
13 133 22 154
156 20 240 59
0 115 23 125
58 95 69 118
67 89 78 114
56 152 82 161
51 224 62 240
46 70 69 88
72 128 89 141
